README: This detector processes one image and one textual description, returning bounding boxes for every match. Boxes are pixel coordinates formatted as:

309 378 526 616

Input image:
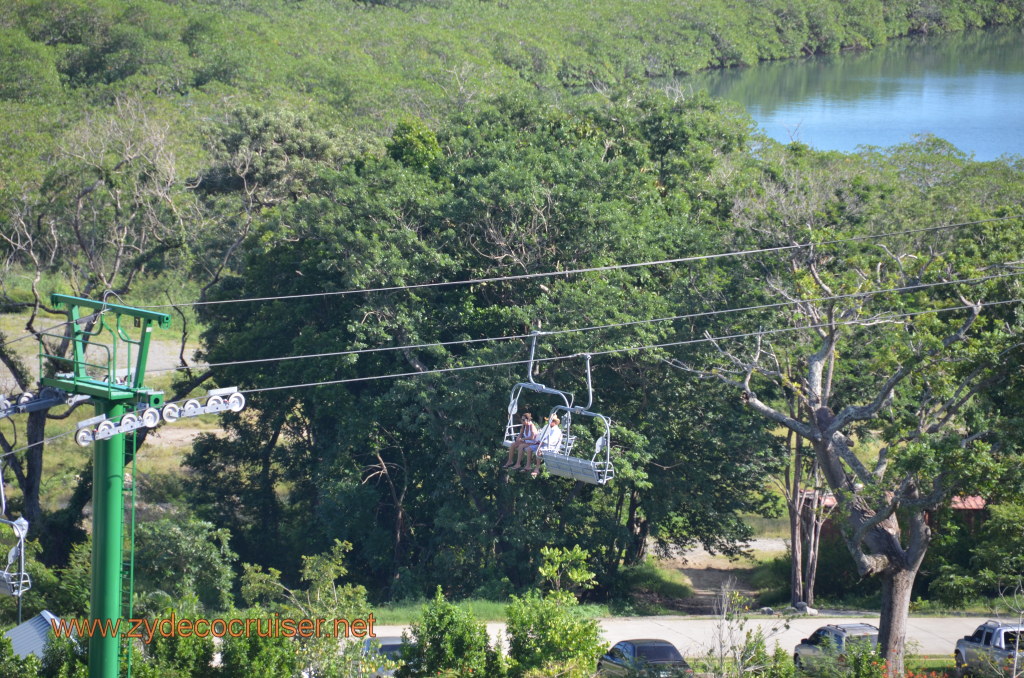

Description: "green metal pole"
89 401 126 678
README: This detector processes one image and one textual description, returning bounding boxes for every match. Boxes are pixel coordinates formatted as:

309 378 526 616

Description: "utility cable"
145 270 1023 375
142 215 1024 310
0 317 83 349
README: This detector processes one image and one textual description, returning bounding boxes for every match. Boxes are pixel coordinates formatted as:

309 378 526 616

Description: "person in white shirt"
528 414 562 478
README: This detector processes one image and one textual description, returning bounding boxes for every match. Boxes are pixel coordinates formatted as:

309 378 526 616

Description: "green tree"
386 118 442 173
133 516 237 612
505 592 603 677
239 540 373 676
0 29 61 102
188 91 782 599
672 139 1024 675
397 587 490 677
537 545 596 595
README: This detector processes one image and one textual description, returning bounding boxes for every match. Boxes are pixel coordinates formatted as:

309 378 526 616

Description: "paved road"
376 615 991 657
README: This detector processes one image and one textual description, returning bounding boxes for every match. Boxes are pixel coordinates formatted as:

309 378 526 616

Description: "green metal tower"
39 294 245 677
41 294 171 678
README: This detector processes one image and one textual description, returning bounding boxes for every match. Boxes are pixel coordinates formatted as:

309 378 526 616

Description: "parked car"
955 620 1024 678
598 639 694 676
361 636 406 677
793 623 879 672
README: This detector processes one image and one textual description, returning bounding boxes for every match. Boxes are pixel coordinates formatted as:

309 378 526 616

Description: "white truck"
955 620 1024 678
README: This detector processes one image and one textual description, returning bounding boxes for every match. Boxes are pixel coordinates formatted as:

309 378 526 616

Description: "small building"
4 610 60 659
800 490 987 540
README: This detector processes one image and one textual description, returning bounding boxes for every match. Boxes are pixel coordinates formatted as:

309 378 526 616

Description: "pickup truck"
955 621 1024 678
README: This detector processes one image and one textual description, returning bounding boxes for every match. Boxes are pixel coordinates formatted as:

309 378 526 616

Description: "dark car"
361 636 406 677
598 639 694 676
793 623 879 672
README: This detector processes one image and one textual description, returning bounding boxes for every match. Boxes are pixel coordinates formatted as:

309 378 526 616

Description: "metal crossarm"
41 295 171 401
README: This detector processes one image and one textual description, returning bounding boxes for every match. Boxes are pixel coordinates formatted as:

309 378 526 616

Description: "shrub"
0 634 42 676
505 591 603 678
397 587 490 677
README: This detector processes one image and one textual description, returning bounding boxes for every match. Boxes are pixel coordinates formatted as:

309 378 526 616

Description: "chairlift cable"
0 317 94 350
3 215 1018 350
0 295 1019 461
143 270 1024 375
139 215 1024 310
235 297 1023 394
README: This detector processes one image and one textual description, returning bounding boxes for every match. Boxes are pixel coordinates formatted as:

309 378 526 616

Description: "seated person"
504 412 538 470
527 414 562 478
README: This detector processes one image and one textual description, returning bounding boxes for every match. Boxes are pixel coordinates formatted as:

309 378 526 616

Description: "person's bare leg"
523 448 534 471
510 443 525 470
504 442 519 467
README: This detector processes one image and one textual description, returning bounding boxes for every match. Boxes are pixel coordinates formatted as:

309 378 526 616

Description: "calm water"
678 26 1024 160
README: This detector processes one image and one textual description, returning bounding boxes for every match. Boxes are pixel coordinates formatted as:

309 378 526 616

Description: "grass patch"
745 516 790 539
371 599 507 625
369 598 614 626
608 558 694 615
906 655 956 678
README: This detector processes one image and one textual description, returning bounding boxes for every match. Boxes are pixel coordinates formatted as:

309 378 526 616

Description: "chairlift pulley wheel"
95 420 117 440
227 392 246 412
141 407 161 428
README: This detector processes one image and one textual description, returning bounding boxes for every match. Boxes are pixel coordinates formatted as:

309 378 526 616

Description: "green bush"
218 616 299 678
0 634 42 677
505 591 603 678
813 636 886 678
39 635 87 678
397 587 490 677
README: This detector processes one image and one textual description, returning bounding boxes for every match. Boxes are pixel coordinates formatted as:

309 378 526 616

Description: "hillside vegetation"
2 2 1024 675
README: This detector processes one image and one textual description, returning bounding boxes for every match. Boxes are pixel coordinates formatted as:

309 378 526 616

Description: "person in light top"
504 412 538 470
527 414 562 478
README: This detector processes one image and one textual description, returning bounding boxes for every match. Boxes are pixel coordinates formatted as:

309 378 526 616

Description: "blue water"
678 26 1024 160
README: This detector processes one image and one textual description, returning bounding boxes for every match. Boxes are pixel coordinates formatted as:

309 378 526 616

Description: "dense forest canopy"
2 1 1024 675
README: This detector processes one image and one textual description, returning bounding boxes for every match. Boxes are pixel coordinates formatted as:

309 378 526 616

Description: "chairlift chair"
0 518 30 597
502 332 574 448
537 355 615 486
0 475 30 597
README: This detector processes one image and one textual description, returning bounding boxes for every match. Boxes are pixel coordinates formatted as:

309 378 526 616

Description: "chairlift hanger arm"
51 294 172 329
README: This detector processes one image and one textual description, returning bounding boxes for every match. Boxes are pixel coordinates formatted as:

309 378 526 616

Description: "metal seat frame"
537 354 614 486
0 471 30 597
502 332 574 448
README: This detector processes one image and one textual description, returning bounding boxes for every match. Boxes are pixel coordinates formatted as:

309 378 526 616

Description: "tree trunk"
878 567 918 678
624 490 648 565
789 499 804 606
803 481 826 607
802 495 823 606
21 411 46 530
787 428 805 606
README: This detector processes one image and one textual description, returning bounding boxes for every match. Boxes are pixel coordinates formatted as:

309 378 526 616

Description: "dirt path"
670 538 787 613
